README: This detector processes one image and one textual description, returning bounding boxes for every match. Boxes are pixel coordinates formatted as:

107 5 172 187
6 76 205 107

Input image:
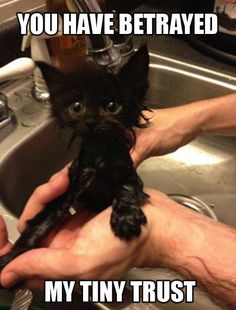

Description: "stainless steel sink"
0 53 235 310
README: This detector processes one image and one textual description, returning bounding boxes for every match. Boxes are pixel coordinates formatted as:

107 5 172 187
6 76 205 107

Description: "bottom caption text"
44 280 197 304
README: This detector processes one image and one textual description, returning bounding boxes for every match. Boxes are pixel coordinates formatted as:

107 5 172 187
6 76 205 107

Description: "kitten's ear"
36 61 65 94
117 45 149 87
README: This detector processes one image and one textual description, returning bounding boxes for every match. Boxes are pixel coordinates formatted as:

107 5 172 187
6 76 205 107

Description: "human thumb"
1 248 79 288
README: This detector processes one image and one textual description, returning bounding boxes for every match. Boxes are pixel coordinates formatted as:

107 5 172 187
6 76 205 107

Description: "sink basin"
0 53 235 310
0 121 78 217
144 53 236 229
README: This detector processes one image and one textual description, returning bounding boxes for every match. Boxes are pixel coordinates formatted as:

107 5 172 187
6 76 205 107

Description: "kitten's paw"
110 207 147 241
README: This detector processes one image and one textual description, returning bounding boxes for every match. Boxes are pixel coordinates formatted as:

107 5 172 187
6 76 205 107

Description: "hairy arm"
132 93 236 165
139 190 236 306
132 93 236 304
1 176 236 307
198 92 236 135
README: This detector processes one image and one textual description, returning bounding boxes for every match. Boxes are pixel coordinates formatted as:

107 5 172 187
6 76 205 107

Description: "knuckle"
17 222 24 233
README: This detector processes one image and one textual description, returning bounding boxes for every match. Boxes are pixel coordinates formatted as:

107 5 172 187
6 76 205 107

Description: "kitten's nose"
86 119 97 130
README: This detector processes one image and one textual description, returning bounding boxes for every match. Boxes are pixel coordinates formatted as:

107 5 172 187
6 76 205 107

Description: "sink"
0 121 77 217
0 53 235 310
144 53 236 229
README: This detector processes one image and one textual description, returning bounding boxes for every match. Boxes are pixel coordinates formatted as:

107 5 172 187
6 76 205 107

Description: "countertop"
132 2 236 76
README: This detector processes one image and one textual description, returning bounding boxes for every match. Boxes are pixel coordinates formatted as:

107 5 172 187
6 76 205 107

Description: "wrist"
141 198 178 269
189 99 217 136
135 192 206 270
134 193 177 269
184 93 236 137
177 102 209 140
167 100 216 141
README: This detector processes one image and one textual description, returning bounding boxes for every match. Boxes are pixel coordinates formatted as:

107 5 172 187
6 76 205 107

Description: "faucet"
66 0 134 73
0 93 10 126
18 0 134 103
0 58 35 140
0 92 15 141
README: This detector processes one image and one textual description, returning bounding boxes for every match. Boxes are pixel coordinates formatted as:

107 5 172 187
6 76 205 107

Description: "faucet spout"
66 0 122 74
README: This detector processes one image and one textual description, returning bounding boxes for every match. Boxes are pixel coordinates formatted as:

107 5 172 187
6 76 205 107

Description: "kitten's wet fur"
0 46 150 270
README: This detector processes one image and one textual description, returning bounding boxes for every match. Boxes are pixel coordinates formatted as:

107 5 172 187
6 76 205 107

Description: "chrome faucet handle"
0 92 15 141
0 58 32 133
0 93 9 122
66 0 123 74
111 10 134 64
88 43 122 74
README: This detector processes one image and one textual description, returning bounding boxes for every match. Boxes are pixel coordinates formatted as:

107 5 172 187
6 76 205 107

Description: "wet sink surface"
0 122 78 217
0 53 235 309
139 135 236 228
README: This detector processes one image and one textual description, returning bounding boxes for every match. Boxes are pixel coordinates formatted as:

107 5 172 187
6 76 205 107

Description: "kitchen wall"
0 0 45 67
0 0 184 68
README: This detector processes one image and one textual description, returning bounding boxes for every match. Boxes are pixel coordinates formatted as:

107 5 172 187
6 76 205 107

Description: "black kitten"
0 46 150 270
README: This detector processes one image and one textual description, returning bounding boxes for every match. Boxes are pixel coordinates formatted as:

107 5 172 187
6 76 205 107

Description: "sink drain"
168 194 217 220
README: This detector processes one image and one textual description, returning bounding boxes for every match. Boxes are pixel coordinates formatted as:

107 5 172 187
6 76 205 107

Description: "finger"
1 248 79 288
18 174 69 233
0 216 8 248
0 216 11 255
130 145 146 168
49 164 70 182
130 148 140 168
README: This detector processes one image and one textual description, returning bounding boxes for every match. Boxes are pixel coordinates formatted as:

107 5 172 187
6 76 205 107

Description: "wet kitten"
0 46 150 270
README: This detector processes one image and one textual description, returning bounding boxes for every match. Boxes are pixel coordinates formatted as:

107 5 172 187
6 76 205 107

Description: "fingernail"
49 174 61 183
2 272 21 287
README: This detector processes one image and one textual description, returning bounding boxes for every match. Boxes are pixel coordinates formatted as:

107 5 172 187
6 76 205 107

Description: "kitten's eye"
103 102 121 114
68 102 82 115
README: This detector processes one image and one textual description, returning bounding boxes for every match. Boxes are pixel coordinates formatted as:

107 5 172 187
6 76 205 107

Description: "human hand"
0 169 157 289
131 107 200 166
2 171 235 306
